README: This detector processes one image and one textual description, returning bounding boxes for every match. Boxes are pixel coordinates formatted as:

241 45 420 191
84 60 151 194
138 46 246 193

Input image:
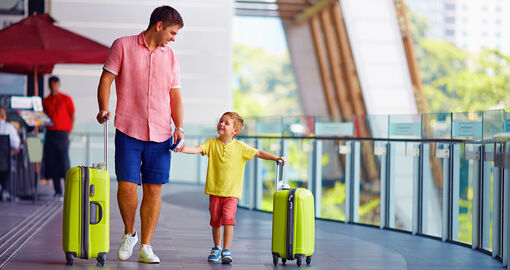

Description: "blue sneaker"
208 246 222 262
221 249 232 264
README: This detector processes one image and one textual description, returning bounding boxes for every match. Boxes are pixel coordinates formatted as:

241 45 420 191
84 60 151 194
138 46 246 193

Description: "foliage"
232 44 302 117
407 6 510 113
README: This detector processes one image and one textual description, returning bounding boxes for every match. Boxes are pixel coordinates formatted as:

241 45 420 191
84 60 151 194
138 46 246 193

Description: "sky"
232 16 288 55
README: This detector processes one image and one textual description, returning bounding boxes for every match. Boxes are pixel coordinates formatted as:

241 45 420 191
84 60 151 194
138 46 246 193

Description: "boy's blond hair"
222 112 244 136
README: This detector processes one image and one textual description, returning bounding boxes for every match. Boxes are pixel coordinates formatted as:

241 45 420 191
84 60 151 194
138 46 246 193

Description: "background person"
42 75 75 199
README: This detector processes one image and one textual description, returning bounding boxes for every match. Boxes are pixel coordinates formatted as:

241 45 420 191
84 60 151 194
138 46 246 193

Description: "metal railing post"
313 139 323 218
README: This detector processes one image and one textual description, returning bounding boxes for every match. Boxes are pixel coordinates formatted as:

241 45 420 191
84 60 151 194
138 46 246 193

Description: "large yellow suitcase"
62 120 110 266
271 161 315 266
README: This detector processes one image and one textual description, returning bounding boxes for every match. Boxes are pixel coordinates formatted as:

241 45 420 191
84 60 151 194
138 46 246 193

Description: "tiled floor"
0 183 504 269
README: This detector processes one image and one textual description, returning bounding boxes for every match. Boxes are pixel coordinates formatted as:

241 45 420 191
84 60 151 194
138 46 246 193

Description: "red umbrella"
0 13 109 95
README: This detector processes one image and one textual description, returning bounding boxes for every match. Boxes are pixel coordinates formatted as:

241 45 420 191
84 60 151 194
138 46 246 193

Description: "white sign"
11 96 33 109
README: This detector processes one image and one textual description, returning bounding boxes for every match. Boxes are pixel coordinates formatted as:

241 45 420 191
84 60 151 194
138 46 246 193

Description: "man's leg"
140 183 162 245
117 181 138 234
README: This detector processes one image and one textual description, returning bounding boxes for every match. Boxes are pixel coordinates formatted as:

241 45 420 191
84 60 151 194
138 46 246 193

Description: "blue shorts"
114 129 171 185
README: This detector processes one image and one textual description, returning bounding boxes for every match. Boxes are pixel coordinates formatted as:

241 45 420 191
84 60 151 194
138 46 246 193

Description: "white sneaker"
117 232 138 260
138 244 160 264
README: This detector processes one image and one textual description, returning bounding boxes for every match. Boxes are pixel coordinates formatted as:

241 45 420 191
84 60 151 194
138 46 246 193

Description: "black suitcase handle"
90 201 103 225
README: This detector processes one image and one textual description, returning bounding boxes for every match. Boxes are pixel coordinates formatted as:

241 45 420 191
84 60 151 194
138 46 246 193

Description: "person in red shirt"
42 75 75 199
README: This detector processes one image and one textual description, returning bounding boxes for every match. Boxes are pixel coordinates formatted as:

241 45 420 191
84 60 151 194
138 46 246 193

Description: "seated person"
0 106 21 201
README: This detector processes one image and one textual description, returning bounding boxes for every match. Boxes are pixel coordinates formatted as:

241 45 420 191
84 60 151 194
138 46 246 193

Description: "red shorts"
209 195 238 227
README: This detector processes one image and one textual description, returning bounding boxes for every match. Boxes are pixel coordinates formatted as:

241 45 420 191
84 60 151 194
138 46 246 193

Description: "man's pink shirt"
103 32 180 142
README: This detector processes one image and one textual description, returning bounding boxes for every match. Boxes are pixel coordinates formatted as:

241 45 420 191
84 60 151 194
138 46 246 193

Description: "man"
42 75 75 199
96 6 184 264
0 106 20 201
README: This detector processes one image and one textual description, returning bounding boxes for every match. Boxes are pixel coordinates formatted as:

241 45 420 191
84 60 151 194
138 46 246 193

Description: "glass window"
445 29 455 36
445 17 455 23
445 4 455 10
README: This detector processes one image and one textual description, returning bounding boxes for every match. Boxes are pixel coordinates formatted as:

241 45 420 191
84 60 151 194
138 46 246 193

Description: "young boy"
182 112 286 264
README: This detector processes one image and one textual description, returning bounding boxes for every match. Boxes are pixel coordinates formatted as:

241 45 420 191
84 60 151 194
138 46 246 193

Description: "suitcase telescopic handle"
104 116 108 170
275 160 288 191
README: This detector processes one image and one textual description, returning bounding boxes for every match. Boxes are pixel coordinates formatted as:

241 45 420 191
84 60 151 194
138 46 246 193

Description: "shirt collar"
138 32 166 51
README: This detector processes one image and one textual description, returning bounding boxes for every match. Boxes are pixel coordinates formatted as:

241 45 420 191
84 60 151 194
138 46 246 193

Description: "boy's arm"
255 150 287 165
181 145 203 154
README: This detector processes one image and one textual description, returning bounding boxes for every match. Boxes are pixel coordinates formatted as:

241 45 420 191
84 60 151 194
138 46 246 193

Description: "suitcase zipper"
286 188 297 260
80 167 90 259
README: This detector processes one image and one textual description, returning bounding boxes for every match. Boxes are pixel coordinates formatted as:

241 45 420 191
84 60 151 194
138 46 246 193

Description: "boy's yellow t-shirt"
200 138 258 199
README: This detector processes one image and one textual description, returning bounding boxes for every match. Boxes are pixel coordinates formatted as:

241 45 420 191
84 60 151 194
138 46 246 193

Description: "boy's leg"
140 183 162 245
212 227 222 247
220 197 238 264
209 196 223 262
223 225 233 250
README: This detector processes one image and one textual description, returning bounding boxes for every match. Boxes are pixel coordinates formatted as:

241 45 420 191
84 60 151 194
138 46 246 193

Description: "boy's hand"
277 157 287 165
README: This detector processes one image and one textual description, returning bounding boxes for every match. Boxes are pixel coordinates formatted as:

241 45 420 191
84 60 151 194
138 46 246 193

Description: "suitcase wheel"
96 253 107 267
306 256 311 265
296 257 302 267
65 252 74 265
281 258 287 265
272 253 279 266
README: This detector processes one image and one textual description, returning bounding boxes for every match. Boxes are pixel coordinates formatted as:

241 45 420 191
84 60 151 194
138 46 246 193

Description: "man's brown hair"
222 112 244 136
149 5 184 29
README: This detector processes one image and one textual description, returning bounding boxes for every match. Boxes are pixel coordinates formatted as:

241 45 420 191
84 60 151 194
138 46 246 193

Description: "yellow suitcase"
62 120 110 266
271 161 315 266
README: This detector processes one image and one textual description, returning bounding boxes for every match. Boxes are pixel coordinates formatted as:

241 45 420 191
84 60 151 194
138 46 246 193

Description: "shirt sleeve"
241 141 258 161
170 50 181 89
103 38 123 76
7 124 20 150
200 139 212 156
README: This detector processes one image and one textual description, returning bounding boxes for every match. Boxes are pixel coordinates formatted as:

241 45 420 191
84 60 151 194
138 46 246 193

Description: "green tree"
232 44 301 117
406 5 510 113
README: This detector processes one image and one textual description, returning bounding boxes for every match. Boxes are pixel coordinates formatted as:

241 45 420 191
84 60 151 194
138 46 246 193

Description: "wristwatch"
175 127 184 133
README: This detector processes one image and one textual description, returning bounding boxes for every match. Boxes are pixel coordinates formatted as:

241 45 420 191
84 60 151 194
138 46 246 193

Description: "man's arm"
255 150 287 165
96 70 116 124
170 88 184 151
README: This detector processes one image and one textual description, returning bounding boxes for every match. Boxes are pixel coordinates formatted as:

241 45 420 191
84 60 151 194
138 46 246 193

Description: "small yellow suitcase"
62 120 110 266
271 161 315 266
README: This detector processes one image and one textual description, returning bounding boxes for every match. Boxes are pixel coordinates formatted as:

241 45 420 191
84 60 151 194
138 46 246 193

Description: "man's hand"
96 110 111 124
172 129 185 152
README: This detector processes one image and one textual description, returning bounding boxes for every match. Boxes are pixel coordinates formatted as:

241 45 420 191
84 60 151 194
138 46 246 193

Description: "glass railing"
65 109 510 268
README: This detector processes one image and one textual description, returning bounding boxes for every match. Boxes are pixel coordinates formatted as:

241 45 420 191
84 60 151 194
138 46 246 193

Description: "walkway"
0 183 503 269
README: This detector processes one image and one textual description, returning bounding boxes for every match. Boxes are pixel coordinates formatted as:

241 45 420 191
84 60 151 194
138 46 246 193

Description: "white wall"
47 0 233 132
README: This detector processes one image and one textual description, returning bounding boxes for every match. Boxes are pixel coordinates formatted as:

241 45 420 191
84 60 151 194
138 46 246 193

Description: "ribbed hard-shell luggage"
271 161 315 267
62 119 110 266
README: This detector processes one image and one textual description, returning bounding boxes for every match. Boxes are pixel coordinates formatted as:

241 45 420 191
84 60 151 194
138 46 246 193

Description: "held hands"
96 110 111 124
172 129 185 152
